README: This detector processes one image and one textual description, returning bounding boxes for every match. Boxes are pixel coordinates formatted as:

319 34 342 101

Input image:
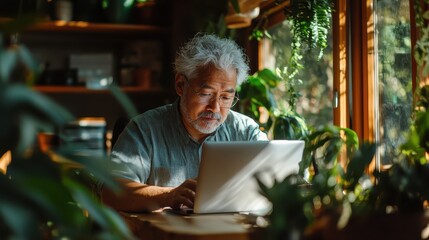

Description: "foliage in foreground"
256 85 429 240
0 17 135 239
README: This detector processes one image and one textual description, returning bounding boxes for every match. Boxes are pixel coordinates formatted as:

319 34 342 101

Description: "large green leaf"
7 154 87 227
0 14 137 240
0 84 73 155
0 200 41 239
229 0 240 13
108 84 139 118
63 178 135 239
56 145 123 194
343 142 376 190
0 48 18 82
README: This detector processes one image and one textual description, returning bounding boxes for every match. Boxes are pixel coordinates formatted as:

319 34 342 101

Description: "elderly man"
101 33 267 212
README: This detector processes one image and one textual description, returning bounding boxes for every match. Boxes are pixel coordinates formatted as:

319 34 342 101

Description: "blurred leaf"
64 178 134 239
7 154 87 228
344 142 376 190
272 113 308 140
0 84 73 154
0 15 135 239
342 127 359 157
56 145 122 193
108 84 138 118
229 0 240 13
415 111 429 152
0 200 41 239
16 45 40 82
0 48 18 82
256 68 281 88
1 84 73 125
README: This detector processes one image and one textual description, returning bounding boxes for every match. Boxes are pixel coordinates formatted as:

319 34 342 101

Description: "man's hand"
167 178 197 210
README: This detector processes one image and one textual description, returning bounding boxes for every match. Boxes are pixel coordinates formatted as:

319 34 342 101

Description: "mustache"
198 111 222 120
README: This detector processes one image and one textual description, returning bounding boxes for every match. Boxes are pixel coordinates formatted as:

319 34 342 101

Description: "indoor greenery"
257 126 375 239
254 2 429 239
248 0 333 79
0 16 135 239
257 86 429 239
237 68 308 140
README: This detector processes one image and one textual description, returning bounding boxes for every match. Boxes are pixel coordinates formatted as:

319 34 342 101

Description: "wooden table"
120 210 266 240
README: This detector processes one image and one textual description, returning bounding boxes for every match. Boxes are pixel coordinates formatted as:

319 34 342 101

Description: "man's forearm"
101 178 173 212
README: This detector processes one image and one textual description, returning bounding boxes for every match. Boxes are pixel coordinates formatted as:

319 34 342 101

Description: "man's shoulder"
227 110 257 123
133 102 176 122
215 110 267 141
224 110 261 130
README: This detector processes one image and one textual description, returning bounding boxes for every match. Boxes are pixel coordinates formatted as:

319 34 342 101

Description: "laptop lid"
193 140 305 215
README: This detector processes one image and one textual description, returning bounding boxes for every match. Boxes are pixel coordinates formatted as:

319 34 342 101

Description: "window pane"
374 0 412 167
261 21 334 128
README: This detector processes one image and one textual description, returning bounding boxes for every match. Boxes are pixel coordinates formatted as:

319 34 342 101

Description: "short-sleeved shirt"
110 99 268 187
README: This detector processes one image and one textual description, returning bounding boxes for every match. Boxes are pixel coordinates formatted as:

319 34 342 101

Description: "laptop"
190 140 305 215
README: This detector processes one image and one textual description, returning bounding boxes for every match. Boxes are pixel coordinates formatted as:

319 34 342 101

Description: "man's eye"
199 93 212 97
221 96 234 100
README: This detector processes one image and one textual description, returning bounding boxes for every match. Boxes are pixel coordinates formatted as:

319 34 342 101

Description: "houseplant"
246 0 333 79
237 68 308 140
0 16 135 239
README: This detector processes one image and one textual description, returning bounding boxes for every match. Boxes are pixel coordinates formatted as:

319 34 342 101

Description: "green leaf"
256 68 281 88
0 200 41 239
56 146 122 194
63 178 134 239
344 142 376 190
17 45 40 78
0 84 73 154
229 0 240 13
0 48 18 82
108 84 139 118
423 10 429 20
7 154 87 227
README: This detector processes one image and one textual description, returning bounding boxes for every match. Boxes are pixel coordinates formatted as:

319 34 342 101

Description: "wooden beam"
332 0 349 129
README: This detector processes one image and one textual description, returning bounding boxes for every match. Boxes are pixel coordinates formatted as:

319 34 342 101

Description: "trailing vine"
414 0 429 77
286 0 333 78
250 0 333 79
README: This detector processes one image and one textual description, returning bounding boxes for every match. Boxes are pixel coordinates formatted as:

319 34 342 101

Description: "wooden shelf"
34 86 168 94
1 18 170 35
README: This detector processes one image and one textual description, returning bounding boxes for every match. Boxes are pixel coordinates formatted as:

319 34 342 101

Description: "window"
259 21 334 128
373 0 413 167
257 0 415 170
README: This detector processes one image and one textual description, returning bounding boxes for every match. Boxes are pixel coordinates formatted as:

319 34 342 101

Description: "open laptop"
187 140 305 216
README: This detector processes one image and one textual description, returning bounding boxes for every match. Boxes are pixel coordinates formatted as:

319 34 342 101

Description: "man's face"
176 66 237 141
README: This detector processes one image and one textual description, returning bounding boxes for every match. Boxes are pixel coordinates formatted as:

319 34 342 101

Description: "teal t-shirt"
110 99 268 187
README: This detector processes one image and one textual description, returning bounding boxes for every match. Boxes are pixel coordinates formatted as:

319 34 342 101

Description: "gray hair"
173 33 249 86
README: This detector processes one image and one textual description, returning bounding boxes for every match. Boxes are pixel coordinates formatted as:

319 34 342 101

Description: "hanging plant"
248 0 333 78
285 0 333 78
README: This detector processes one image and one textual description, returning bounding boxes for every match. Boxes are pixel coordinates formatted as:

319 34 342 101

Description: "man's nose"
207 96 221 111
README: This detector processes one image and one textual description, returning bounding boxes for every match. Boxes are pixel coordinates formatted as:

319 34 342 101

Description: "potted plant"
0 17 135 239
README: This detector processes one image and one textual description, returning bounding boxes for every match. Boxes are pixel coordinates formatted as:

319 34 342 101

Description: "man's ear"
175 74 185 96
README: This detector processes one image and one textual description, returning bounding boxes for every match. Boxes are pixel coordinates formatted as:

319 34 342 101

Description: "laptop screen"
193 140 305 215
